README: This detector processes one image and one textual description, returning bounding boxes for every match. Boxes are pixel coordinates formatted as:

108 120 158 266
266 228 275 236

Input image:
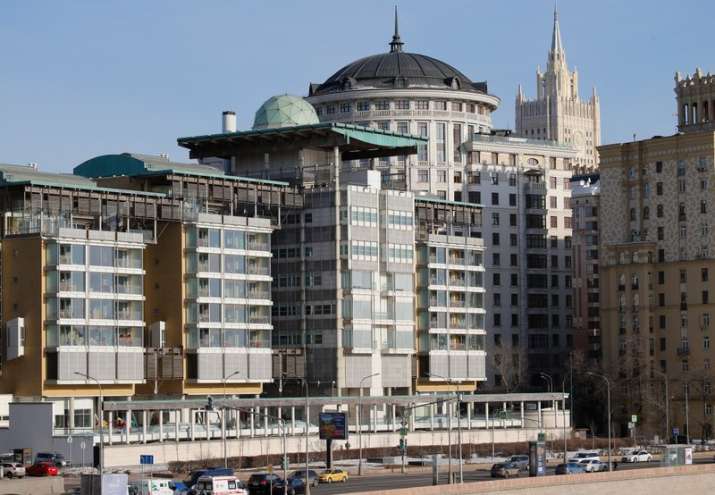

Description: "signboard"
628 422 634 430
319 411 348 440
140 454 154 465
673 427 680 437
631 415 638 424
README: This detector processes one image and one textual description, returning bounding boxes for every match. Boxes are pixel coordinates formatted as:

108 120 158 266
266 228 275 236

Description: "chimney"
222 111 237 133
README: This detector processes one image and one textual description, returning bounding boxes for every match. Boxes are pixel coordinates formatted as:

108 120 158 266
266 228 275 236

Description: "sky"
0 0 713 172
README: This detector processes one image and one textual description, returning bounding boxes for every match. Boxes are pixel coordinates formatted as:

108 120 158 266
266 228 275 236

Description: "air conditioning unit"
150 321 166 349
7 318 24 360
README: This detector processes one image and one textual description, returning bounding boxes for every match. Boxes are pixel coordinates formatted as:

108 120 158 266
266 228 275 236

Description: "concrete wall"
0 477 64 495
102 426 565 468
348 464 715 495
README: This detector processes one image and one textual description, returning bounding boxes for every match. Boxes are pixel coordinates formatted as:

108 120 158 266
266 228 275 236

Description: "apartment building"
571 174 601 363
599 68 715 439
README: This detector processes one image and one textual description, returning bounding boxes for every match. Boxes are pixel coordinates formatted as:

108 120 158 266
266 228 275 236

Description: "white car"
578 459 607 472
622 450 652 463
568 451 601 463
1 462 26 478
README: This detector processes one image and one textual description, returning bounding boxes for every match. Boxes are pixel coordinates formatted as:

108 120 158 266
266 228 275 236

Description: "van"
194 475 247 495
185 467 234 489
128 478 175 495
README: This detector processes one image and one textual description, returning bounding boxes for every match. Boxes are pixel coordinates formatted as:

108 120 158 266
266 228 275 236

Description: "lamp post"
539 372 554 451
586 371 612 471
358 372 380 476
222 370 241 468
685 382 690 445
562 377 568 463
428 372 461 484
304 378 310 495
652 369 670 442
75 372 103 475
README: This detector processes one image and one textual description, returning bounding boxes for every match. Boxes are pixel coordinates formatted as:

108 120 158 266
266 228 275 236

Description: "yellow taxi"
318 468 348 483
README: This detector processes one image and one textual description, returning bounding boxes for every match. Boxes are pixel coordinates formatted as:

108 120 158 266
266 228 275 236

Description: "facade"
599 71 715 438
304 17 578 389
570 174 601 363
178 107 436 396
515 9 600 173
676 67 715 133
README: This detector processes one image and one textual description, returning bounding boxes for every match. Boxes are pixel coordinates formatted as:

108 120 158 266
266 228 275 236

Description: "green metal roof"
74 153 289 186
0 163 165 197
253 95 320 130
177 122 427 148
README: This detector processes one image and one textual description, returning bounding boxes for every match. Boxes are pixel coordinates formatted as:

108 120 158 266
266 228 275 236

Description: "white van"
128 478 175 495
194 475 248 495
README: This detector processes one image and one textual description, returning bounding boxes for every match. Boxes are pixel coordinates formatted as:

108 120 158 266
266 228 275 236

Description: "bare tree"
489 345 528 393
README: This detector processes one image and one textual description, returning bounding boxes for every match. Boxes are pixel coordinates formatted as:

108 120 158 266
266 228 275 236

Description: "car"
622 450 652 463
27 462 59 477
271 477 304 495
555 462 586 475
1 462 26 478
568 451 600 463
507 455 530 471
288 469 319 488
35 452 67 467
490 462 521 479
578 459 607 472
247 473 282 495
185 467 234 489
318 468 348 483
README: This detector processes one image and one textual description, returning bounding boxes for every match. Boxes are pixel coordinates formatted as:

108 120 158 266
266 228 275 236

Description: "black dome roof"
309 10 488 97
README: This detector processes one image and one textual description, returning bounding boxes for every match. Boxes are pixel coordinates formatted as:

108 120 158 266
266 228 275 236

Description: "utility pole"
75 372 103 475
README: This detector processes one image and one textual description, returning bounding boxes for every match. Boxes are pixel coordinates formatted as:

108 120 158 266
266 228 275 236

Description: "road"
307 458 714 495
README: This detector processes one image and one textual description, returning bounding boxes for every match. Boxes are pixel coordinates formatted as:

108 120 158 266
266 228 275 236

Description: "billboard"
319 411 348 440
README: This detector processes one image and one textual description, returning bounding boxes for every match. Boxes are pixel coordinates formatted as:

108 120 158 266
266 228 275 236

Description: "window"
491 192 499 205
375 100 389 110
493 273 501 286
509 193 517 206
703 268 710 282
656 161 663 173
510 234 518 246
340 102 351 113
357 101 370 111
434 101 447 110
436 123 446 162
453 124 462 163
417 122 429 161
395 100 409 110
704 291 710 304
417 170 429 182
492 233 500 246
656 182 663 195
416 100 429 110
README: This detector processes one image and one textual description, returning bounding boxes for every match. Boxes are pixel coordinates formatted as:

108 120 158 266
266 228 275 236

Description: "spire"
550 4 565 64
389 6 404 53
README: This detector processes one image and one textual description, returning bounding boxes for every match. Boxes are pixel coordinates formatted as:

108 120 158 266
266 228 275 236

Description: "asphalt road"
306 458 714 495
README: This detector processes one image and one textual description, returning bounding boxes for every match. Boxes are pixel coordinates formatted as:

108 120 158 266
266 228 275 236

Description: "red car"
27 462 59 476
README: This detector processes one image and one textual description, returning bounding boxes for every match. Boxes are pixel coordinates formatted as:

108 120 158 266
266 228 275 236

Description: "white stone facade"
515 10 600 173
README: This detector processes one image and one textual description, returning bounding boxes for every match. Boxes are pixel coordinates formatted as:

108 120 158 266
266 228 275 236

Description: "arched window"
643 206 650 219
629 208 636 221
692 102 699 124
527 158 539 166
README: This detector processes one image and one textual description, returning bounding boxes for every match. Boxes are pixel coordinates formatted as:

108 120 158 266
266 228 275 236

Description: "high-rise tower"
516 8 601 172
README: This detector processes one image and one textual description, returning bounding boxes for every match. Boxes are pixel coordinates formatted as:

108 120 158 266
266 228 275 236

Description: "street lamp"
427 372 462 484
221 370 241 468
539 372 553 392
561 377 568 463
586 371 612 471
651 369 670 443
358 372 380 476
75 372 103 475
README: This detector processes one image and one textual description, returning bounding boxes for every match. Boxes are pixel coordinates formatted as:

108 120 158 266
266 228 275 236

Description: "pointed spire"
389 6 404 53
550 4 565 64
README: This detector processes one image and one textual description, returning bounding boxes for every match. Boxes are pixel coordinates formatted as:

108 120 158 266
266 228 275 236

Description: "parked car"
195 475 248 495
507 455 530 471
568 451 600 463
622 450 652 463
27 462 59 477
271 477 304 495
1 462 26 478
35 452 67 467
128 478 175 495
185 468 234 489
247 473 282 495
318 469 348 483
490 462 521 479
555 462 586 475
288 469 319 488
578 459 607 472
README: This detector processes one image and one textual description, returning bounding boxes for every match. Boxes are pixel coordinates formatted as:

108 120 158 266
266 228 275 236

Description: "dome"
309 10 487 97
252 95 320 130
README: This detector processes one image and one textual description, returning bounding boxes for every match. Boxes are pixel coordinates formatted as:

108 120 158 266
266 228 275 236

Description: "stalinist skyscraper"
516 8 601 172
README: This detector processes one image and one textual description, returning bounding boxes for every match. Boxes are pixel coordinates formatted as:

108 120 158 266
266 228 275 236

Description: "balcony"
524 182 547 195
677 346 690 357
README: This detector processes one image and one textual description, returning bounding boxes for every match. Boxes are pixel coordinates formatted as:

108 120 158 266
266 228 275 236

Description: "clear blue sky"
1 0 712 172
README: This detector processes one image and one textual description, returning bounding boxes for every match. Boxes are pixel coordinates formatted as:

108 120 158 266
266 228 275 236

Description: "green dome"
252 95 320 130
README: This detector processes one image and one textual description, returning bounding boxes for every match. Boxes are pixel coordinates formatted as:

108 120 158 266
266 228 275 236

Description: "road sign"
631 415 638 424
80 441 86 450
673 427 680 436
140 455 154 465
66 436 73 444
628 422 634 430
